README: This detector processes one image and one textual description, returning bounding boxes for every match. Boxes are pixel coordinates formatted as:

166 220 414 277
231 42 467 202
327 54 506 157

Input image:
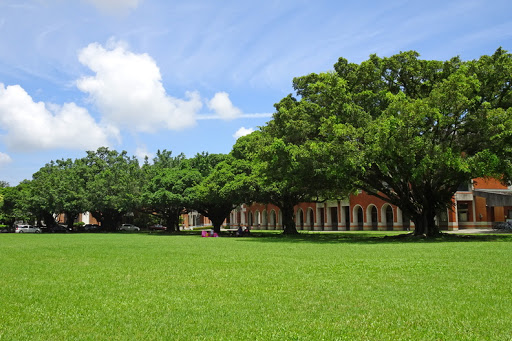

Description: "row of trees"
1 48 511 237
0 148 252 233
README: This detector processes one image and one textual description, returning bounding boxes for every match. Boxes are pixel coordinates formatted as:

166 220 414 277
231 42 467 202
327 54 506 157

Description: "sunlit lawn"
1 231 511 340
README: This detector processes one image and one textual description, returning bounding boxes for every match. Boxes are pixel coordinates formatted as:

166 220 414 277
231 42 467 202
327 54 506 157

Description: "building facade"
228 178 512 231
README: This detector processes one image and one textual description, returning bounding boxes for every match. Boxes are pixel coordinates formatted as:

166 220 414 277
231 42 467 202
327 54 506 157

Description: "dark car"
40 225 72 233
53 225 73 233
84 224 101 232
149 224 167 231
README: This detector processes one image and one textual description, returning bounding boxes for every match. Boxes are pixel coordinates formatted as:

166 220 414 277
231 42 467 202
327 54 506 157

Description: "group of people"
236 226 250 237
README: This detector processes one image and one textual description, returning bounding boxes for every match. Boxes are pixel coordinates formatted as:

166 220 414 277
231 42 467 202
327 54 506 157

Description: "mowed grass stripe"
0 233 511 340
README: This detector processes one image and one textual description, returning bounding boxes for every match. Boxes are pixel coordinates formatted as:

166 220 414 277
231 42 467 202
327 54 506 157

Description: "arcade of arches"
182 178 512 231
227 178 512 231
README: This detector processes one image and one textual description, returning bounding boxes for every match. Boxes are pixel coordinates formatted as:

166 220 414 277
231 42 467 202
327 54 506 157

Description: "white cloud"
0 83 117 152
233 127 254 139
84 0 143 14
77 40 200 132
207 92 242 120
0 152 12 166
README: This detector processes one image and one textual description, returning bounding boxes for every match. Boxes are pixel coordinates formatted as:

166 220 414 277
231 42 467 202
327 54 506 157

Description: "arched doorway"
369 205 378 231
385 205 394 231
248 212 253 227
330 207 338 231
297 209 304 230
354 206 364 231
270 210 276 230
307 208 314 230
262 210 268 230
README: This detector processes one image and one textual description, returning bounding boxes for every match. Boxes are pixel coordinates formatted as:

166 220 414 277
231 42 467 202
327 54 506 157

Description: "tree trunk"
65 211 78 230
211 216 224 234
281 203 298 235
102 211 123 231
164 210 180 233
42 212 56 227
412 208 440 237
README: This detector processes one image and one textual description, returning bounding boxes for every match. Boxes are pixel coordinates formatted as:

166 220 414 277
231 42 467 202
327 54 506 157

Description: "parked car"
41 225 73 233
84 224 101 232
15 225 42 233
119 224 140 232
149 224 167 231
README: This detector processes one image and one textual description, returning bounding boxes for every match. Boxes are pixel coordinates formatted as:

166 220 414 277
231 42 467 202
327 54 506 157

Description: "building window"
458 203 469 222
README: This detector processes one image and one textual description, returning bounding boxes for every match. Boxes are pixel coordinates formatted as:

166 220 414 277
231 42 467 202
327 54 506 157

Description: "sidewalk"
445 228 511 234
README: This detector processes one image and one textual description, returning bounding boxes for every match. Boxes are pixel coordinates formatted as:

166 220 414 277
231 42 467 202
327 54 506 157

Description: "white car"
119 224 140 232
15 225 42 233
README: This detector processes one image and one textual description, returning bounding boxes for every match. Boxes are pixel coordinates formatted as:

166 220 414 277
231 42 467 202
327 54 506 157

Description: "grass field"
1 231 511 340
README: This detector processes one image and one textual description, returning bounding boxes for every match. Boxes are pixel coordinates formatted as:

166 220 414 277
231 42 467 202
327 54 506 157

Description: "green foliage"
188 154 254 232
269 48 512 236
141 150 202 232
233 104 349 234
0 181 36 225
80 147 142 230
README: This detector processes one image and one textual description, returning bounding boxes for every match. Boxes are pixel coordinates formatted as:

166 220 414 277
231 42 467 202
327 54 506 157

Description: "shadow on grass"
144 230 512 244
237 232 512 244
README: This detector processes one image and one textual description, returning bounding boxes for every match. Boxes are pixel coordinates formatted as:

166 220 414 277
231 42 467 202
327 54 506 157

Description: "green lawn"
1 232 511 340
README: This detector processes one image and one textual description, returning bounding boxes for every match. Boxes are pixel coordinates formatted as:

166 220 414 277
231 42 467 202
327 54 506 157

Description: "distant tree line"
1 48 511 237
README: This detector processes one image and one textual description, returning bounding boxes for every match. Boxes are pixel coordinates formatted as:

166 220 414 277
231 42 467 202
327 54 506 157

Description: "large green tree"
1 180 41 225
142 150 201 232
270 48 512 237
232 130 341 234
188 153 253 234
30 159 87 229
81 147 141 231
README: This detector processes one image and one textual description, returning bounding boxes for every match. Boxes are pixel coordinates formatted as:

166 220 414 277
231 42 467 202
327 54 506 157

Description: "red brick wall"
473 177 508 189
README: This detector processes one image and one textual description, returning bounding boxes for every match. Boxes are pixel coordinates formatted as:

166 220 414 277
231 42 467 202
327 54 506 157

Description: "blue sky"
0 0 511 185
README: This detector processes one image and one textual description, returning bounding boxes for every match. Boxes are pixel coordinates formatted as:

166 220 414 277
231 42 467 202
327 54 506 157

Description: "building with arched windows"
226 177 512 231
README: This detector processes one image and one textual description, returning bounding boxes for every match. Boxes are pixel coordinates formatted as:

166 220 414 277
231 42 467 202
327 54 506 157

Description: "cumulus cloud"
77 40 200 132
207 92 242 120
233 127 255 139
84 0 143 14
208 92 242 120
0 83 117 152
0 152 12 166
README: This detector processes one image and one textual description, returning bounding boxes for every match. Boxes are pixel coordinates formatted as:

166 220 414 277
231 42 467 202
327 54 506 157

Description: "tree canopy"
269 48 512 236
